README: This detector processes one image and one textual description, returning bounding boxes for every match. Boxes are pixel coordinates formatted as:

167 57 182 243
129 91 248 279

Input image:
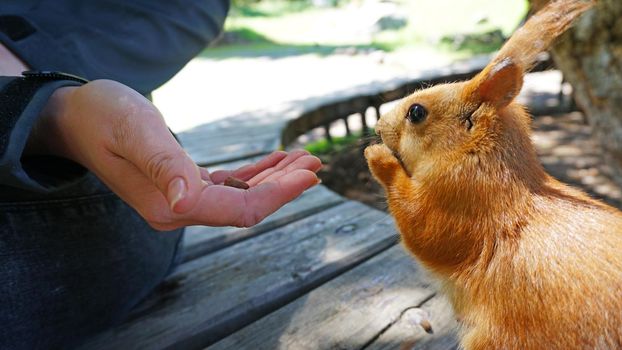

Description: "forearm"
0 42 91 192
0 42 77 161
24 86 79 160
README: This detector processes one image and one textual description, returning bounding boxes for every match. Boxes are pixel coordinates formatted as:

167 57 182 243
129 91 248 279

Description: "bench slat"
179 118 284 166
79 201 398 350
366 293 459 350
210 245 457 350
185 137 279 167
182 185 345 262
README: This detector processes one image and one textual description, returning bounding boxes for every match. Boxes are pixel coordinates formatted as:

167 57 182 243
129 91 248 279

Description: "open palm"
34 80 321 230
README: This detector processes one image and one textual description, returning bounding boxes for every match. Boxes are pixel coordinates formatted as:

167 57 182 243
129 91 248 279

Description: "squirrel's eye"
406 104 427 123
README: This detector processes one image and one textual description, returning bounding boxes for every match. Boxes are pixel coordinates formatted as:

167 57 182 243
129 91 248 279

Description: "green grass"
305 133 364 155
229 0 314 18
370 0 528 52
225 27 273 43
201 42 383 59
206 0 529 60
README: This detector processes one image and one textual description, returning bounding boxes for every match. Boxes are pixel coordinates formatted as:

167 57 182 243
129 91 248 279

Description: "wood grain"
186 136 279 167
80 201 398 350
366 293 459 350
181 185 344 262
210 245 449 350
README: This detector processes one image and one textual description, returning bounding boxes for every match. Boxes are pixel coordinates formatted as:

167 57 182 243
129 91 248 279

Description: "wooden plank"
79 201 398 350
176 112 286 166
177 114 286 166
181 122 282 140
181 127 282 150
280 55 554 147
182 185 345 262
177 111 286 138
209 245 452 350
280 67 490 147
185 136 279 167
366 294 459 350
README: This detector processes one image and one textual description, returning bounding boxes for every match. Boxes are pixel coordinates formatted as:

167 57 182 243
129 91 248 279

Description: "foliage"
305 132 365 156
229 0 314 18
215 0 528 60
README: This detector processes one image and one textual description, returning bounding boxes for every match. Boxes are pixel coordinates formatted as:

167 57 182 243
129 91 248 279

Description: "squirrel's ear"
470 57 523 109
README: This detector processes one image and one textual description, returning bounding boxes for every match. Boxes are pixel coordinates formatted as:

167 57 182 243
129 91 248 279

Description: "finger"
246 149 311 186
247 150 289 177
209 151 287 184
243 169 320 226
199 167 213 184
256 155 322 185
109 105 203 214
189 169 319 227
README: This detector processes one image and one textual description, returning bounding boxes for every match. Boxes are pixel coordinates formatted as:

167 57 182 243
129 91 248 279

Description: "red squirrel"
364 1 622 349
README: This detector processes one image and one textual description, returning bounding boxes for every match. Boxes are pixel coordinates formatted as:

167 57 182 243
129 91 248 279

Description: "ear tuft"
475 57 523 109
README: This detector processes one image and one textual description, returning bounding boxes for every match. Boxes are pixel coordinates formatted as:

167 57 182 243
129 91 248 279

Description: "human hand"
31 80 321 230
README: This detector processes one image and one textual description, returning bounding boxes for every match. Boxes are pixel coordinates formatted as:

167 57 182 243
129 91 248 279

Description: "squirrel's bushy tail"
495 0 594 73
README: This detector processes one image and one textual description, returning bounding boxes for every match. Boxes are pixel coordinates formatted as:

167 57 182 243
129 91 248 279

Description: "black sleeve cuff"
0 74 84 192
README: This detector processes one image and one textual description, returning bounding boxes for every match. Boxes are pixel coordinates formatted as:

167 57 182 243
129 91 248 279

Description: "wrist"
25 86 80 160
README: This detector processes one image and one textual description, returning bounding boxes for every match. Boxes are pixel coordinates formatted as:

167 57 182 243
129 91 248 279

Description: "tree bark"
530 0 622 185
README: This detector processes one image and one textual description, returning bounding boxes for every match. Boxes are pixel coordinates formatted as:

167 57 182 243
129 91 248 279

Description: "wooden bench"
79 55 561 350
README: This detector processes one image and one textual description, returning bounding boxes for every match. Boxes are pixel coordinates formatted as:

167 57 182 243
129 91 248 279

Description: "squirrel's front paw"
364 144 402 186
364 143 396 164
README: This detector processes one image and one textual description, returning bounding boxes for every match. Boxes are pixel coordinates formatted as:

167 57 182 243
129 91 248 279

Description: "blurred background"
155 0 527 132
155 0 622 210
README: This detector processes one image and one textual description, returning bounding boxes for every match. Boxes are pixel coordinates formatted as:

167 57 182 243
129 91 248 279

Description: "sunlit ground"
216 0 526 55
154 0 527 133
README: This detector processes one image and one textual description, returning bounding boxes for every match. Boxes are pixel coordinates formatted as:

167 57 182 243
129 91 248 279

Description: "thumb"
111 109 203 214
141 145 203 214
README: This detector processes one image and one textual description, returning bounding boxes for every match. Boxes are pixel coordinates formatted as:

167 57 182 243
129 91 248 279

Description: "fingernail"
167 177 187 211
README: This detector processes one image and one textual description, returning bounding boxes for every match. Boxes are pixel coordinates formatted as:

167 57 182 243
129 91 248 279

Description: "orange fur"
364 1 622 349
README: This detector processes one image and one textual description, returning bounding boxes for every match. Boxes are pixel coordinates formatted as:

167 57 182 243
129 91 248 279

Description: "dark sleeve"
0 76 84 192
0 1 229 192
0 0 230 95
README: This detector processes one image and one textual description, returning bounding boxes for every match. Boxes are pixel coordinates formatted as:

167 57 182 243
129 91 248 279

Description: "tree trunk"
530 0 622 185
